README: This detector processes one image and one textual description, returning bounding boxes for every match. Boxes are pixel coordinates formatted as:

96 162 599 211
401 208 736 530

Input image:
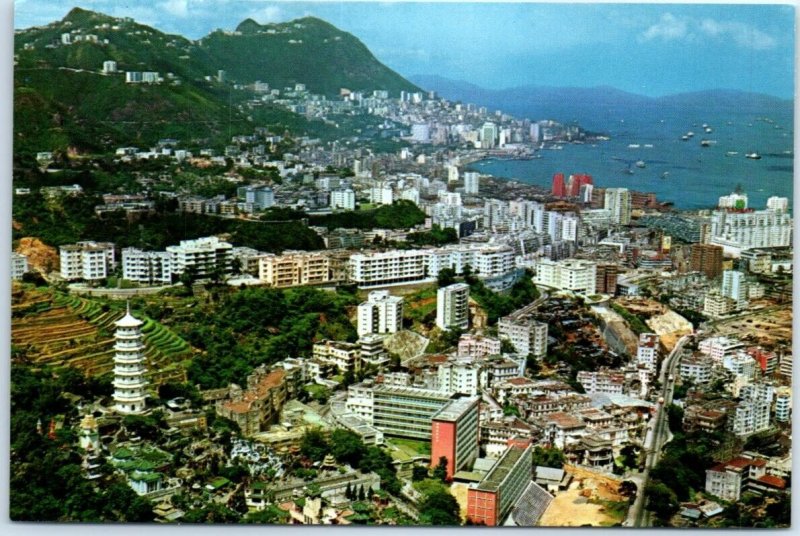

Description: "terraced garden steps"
12 286 191 385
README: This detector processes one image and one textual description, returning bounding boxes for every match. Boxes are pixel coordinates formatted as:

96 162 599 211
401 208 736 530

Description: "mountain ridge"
13 8 420 157
411 74 791 107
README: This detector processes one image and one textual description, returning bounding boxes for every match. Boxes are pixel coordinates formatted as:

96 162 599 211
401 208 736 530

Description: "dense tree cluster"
530 446 566 469
436 268 540 325
184 286 358 388
308 200 426 230
12 190 324 252
298 429 401 495
10 365 153 522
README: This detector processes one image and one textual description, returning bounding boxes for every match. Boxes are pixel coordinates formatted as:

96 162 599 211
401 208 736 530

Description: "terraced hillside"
12 284 192 386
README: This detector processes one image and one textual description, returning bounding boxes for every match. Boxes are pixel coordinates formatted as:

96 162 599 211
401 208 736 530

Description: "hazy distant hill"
411 74 792 125
13 8 418 157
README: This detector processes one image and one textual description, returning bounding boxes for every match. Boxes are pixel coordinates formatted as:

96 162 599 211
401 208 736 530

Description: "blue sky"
13 1 796 98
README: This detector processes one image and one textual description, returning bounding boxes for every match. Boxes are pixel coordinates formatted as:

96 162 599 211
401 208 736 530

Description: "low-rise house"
216 367 287 436
705 456 771 501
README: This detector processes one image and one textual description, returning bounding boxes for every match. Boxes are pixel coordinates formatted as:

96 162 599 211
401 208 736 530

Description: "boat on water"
644 144 654 148
746 152 762 160
681 135 689 141
705 127 713 133
628 144 640 149
700 139 712 147
726 151 739 157
661 172 670 179
686 131 695 137
635 160 646 168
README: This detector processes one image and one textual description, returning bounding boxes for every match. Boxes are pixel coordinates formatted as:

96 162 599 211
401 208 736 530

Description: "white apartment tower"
721 270 748 309
113 306 148 415
436 283 470 331
59 242 115 281
11 252 28 280
775 388 791 423
463 171 480 195
709 208 792 256
165 236 233 278
122 248 172 284
357 290 404 337
604 188 632 225
534 258 597 295
766 196 789 212
330 188 356 210
498 317 548 357
637 333 660 372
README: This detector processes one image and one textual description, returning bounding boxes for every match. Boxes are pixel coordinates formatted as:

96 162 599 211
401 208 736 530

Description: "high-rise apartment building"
464 171 480 194
466 444 534 526
357 290 404 336
166 236 232 278
60 241 116 281
604 188 632 225
690 244 724 279
436 283 470 331
430 396 481 480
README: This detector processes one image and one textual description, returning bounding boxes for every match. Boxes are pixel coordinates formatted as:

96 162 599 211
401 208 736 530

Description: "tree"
412 466 429 482
526 353 541 377
419 488 461 526
300 429 330 462
530 446 566 469
500 339 516 354
666 404 684 433
619 445 640 470
619 480 638 499
330 429 366 466
437 268 457 288
357 485 365 501
645 482 679 521
345 482 353 500
503 403 521 417
432 456 449 482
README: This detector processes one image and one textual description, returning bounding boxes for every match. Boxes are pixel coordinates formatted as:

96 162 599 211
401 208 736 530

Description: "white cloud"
248 5 282 24
640 13 776 50
162 0 188 18
699 18 776 50
640 13 689 42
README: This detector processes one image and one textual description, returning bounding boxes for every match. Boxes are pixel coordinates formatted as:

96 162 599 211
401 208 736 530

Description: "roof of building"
507 377 535 386
509 481 553 527
372 384 451 400
542 412 585 429
756 475 786 489
222 369 286 414
115 311 143 328
476 444 530 493
432 396 479 422
473 457 499 473
483 417 532 432
534 466 565 483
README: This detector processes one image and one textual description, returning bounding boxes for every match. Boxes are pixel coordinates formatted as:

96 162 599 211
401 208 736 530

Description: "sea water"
470 103 794 210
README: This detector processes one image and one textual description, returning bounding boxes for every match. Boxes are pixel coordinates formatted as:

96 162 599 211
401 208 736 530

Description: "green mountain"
13 8 419 158
198 16 419 95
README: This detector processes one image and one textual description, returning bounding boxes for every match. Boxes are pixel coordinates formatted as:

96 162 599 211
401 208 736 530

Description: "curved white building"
113 307 148 414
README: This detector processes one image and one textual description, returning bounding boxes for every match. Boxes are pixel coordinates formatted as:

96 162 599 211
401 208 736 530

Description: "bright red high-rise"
552 173 566 197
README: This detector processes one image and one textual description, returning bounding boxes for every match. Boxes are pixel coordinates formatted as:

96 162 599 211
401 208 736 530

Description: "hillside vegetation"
13 8 419 156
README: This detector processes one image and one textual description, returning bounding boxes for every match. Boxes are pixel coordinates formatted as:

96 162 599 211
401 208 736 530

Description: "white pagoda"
113 305 148 414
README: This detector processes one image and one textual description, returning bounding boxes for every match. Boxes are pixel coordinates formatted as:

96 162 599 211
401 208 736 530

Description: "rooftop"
543 412 585 429
476 444 530 493
373 384 452 400
432 395 479 422
222 369 286 414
